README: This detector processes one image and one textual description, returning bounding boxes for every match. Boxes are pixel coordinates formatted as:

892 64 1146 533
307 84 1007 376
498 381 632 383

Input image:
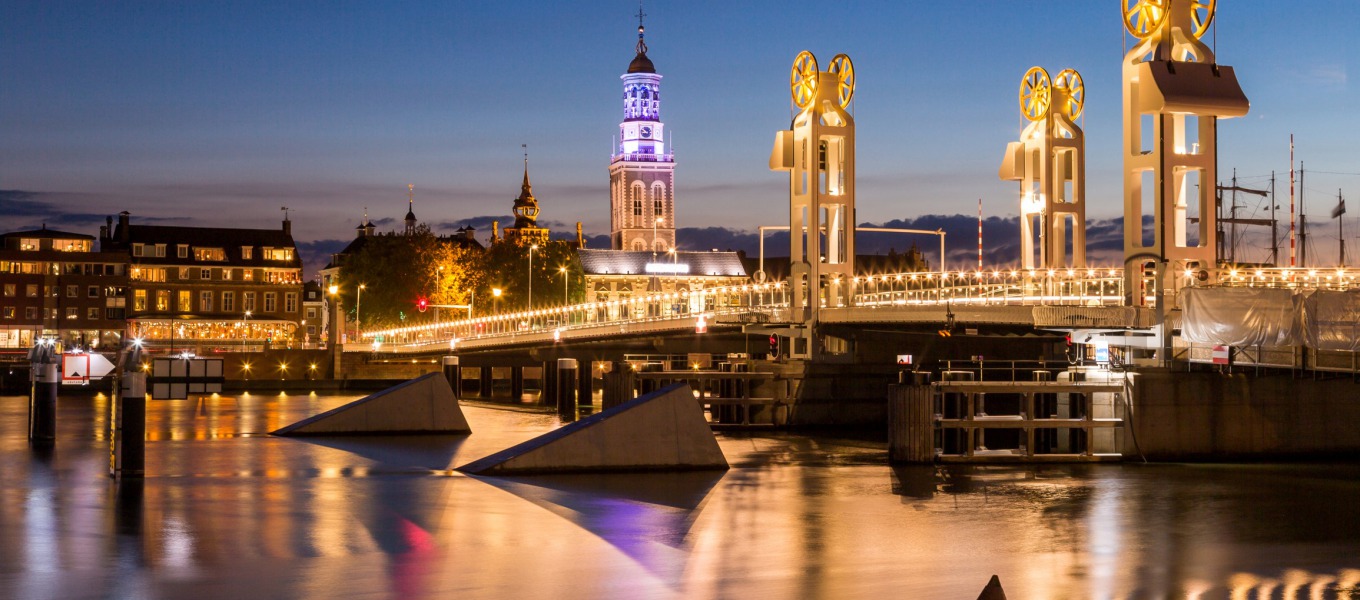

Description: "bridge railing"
849 268 1126 307
362 282 792 350
358 266 1359 351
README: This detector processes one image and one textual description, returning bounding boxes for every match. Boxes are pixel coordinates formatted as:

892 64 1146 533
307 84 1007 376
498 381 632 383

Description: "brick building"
0 227 129 350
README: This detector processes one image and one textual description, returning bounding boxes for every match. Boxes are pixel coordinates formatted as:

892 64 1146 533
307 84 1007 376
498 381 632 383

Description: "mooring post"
111 346 147 478
28 341 59 445
888 371 934 463
442 356 460 398
556 358 578 421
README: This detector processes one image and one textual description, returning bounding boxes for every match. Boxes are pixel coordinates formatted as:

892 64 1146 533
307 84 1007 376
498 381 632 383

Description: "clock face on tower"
640 126 652 139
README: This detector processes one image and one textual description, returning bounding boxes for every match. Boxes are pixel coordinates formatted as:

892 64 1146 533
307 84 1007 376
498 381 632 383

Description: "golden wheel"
1190 0 1215 38
1123 0 1168 38
1019 66 1051 122
1053 69 1085 120
790 50 819 109
828 53 855 108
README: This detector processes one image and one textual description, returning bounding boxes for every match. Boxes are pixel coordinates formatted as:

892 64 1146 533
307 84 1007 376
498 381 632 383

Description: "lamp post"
653 217 664 260
527 244 538 311
356 284 365 342
492 287 502 315
559 266 569 306
242 310 252 352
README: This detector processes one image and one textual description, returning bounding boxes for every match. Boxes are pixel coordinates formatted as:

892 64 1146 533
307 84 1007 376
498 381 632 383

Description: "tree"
474 239 582 313
339 225 484 328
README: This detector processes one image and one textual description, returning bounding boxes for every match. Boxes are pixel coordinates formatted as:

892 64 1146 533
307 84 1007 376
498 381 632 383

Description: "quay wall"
1129 369 1360 460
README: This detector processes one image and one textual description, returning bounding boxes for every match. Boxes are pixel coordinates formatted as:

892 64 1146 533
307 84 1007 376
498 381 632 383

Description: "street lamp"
492 287 502 315
559 266 569 306
356 283 366 341
653 216 664 259
528 244 538 310
242 310 252 352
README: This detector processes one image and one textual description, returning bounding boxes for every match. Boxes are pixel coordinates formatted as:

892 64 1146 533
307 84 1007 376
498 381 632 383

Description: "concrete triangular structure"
272 372 470 436
977 575 1007 600
458 382 727 475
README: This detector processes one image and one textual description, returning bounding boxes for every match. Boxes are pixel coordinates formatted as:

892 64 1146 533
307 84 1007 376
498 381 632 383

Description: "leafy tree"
474 239 582 314
339 225 484 328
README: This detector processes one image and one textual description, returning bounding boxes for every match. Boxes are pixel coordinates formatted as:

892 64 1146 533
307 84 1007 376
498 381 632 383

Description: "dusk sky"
2 1 1356 273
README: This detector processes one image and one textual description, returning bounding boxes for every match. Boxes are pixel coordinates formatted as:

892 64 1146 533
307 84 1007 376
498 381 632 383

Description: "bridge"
358 266 1355 356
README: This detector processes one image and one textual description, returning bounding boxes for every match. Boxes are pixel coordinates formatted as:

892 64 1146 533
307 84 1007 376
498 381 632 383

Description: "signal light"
417 297 429 313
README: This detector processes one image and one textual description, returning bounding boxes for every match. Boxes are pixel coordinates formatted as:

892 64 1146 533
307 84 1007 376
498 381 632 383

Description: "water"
2 391 1358 599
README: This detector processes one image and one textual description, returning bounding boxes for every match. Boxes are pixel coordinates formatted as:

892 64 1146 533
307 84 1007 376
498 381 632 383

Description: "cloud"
295 238 350 279
0 189 188 232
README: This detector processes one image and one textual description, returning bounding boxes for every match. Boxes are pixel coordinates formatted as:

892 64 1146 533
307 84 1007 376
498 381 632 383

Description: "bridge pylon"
1120 0 1248 306
770 51 857 333
1000 66 1087 271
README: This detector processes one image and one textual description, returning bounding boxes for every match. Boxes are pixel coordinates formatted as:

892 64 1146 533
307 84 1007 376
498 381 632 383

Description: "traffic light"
768 334 779 358
417 297 429 313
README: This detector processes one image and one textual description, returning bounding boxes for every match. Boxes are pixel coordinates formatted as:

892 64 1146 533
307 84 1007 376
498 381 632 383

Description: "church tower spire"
504 144 549 246
610 3 676 252
404 184 417 235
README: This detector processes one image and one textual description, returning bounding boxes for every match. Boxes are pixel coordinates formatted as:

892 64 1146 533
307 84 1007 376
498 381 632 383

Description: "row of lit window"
129 266 299 283
130 289 297 314
11 238 92 252
1 306 123 321
131 243 294 262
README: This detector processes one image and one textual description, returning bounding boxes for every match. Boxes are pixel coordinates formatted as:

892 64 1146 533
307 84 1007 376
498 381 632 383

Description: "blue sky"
2 1 1356 271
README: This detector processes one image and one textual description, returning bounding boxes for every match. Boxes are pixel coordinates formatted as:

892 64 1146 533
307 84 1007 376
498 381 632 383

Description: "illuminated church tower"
609 12 675 252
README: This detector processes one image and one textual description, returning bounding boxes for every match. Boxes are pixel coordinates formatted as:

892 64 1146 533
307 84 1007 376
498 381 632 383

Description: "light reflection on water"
1 391 1358 599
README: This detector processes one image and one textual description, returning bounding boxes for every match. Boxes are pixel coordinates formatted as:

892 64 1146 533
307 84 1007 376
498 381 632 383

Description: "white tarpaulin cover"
1179 287 1302 347
1301 290 1360 351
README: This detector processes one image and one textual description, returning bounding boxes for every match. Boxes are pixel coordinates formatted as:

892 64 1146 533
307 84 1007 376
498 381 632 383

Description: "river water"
1 391 1357 599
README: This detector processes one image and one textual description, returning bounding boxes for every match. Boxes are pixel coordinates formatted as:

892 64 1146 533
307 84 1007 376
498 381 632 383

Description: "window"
284 292 297 313
243 292 256 312
194 247 226 261
243 269 254 281
307 325 316 336
155 290 170 311
178 290 192 311
67 285 78 298
66 307 78 320
87 285 99 298
178 245 189 258
56 239 90 252
26 284 38 297
130 268 167 282
18 238 39 251
133 290 147 311
222 269 233 280
241 246 253 260
26 307 39 320
200 268 211 280
2 307 13 319
264 247 293 261
153 244 166 257
222 291 235 312
3 284 13 297
178 267 189 280
306 307 317 319
265 270 299 284
263 292 277 312
87 307 100 320
200 291 213 312
633 199 642 216
133 244 145 257
106 308 126 320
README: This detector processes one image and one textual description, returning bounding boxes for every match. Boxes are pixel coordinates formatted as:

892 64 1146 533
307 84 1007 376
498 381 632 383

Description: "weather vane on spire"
522 143 528 167
635 1 647 54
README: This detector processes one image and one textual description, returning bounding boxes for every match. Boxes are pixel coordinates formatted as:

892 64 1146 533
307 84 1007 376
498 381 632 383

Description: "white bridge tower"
1000 66 1087 269
1121 0 1248 304
770 51 857 326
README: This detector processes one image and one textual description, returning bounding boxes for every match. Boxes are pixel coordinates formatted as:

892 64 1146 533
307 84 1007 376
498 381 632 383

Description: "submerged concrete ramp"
272 372 470 436
458 382 727 475
977 575 1007 600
